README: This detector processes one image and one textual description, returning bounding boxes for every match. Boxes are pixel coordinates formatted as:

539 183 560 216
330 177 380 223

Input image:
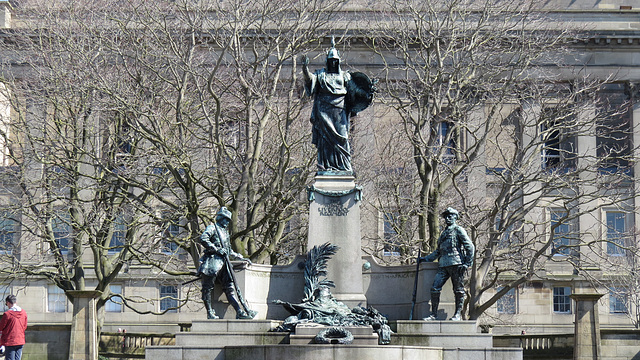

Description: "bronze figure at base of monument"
198 207 257 320
419 207 475 321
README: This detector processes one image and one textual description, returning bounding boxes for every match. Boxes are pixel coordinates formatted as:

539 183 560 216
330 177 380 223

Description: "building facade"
0 0 639 338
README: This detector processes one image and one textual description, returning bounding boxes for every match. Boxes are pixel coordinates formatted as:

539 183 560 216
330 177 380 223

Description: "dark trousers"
430 265 465 295
201 266 233 292
5 345 23 360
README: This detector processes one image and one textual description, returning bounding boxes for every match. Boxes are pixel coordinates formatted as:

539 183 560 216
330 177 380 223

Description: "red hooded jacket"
0 306 28 347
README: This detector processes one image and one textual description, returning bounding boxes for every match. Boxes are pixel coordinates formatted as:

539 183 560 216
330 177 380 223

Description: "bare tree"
91 0 355 267
365 0 636 319
584 210 640 328
0 0 354 331
0 0 160 325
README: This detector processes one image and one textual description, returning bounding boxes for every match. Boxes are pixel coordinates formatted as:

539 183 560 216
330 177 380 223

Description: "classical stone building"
0 1 639 353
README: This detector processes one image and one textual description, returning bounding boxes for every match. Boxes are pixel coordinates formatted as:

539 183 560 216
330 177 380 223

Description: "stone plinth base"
307 175 366 308
146 318 522 360
290 323 378 345
397 319 479 334
393 320 493 348
175 320 286 347
190 319 282 333
225 345 443 360
570 293 604 360
67 290 101 360
147 344 523 360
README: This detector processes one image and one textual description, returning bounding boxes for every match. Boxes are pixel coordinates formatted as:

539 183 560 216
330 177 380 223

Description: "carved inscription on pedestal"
318 198 349 216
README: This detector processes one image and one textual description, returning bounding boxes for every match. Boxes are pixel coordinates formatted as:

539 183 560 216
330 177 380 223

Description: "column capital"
570 293 604 302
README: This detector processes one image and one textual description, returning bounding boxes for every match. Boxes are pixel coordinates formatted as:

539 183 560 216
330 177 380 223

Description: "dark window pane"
553 286 571 313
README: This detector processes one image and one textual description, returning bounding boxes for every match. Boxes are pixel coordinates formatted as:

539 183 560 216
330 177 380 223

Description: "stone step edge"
289 334 379 345
177 332 288 336
392 333 492 336
147 344 520 351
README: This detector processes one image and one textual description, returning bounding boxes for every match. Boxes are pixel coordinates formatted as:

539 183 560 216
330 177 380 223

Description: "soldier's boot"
224 287 257 320
423 292 440 321
202 288 219 319
450 293 465 321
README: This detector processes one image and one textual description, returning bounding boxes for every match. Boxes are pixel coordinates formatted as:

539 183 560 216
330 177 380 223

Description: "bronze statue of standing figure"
420 207 475 321
302 37 376 173
198 207 256 320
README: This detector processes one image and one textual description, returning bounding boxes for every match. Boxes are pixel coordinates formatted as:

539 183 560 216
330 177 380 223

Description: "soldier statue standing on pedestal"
420 207 475 321
198 207 256 320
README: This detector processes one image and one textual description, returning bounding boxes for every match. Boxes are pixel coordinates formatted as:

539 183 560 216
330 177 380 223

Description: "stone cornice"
585 34 640 46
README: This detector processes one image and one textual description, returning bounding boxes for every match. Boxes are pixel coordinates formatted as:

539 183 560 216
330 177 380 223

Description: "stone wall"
601 329 640 360
22 324 70 360
363 256 455 320
236 255 450 321
494 329 640 360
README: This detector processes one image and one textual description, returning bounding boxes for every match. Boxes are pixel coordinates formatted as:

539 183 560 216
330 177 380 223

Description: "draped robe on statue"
305 69 353 172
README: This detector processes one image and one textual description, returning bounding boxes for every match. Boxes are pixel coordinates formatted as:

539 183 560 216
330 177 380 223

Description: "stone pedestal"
570 293 604 360
307 175 366 307
147 319 523 360
67 290 102 360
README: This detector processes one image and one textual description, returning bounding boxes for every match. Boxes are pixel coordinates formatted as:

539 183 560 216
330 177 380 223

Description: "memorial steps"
145 319 523 360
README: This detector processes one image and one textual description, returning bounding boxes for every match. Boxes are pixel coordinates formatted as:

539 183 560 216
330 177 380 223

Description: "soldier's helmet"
327 47 340 61
441 207 459 218
216 207 232 221
326 37 341 73
327 36 340 60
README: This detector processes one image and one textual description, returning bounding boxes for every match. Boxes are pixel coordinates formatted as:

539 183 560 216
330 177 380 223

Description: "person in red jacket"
0 295 28 360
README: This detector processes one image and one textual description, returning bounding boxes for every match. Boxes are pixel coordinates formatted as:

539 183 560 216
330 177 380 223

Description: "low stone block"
396 320 479 334
190 319 281 333
294 323 373 336
289 334 379 345
393 333 493 348
613 345 640 358
148 344 522 360
182 346 225 360
175 332 287 346
332 345 402 359
224 345 445 360
290 323 378 345
488 348 525 360
442 347 523 360
226 346 265 360
145 346 184 360
400 346 444 360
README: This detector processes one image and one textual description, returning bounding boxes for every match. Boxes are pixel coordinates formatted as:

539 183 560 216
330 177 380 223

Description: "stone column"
576 104 599 268
570 293 604 360
67 290 102 360
0 83 10 167
308 174 366 307
466 105 486 201
520 100 545 250
0 1 11 29
632 88 640 257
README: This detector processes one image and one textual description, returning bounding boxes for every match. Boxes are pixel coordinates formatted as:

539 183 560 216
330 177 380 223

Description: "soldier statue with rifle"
419 207 475 321
198 207 256 319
